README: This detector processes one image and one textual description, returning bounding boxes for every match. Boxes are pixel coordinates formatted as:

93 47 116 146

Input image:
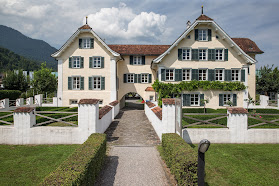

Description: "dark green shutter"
101 77 105 90
200 94 205 106
192 49 199 61
161 69 165 81
101 57 104 68
175 69 182 81
134 74 138 83
225 70 232 81
89 77 92 90
130 56 133 65
90 38 94 49
80 77 84 90
142 56 145 65
89 57 93 68
191 69 199 80
138 74 141 83
241 69 245 82
183 94 190 106
149 74 152 83
124 74 127 83
219 94 224 106
178 49 182 61
80 57 84 68
233 94 237 106
224 49 228 61
68 77 72 90
208 69 215 81
69 57 72 68
195 29 199 41
208 49 215 61
79 39 82 49
208 29 212 41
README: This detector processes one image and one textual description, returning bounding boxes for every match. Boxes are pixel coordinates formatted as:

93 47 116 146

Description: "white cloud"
86 3 170 43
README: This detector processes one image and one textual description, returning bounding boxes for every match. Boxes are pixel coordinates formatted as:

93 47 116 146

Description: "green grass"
182 115 227 128
36 107 78 112
0 144 80 185
0 112 13 125
192 144 279 186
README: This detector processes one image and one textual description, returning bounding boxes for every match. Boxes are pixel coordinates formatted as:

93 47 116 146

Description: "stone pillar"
0 98 9 109
162 98 176 134
34 94 43 106
110 57 117 102
16 98 24 107
78 99 99 134
260 95 268 108
14 107 36 129
26 97 33 105
57 59 63 106
227 107 248 143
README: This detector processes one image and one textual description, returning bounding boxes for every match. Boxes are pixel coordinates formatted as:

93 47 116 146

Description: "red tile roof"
14 107 35 113
232 38 264 54
145 87 155 92
79 24 92 30
228 107 248 114
196 14 213 21
146 101 156 108
109 100 119 106
151 106 162 120
162 98 176 105
99 105 113 119
78 99 99 104
108 45 170 56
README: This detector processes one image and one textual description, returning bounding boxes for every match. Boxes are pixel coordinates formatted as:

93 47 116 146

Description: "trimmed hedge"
40 133 106 185
161 133 197 185
0 90 21 100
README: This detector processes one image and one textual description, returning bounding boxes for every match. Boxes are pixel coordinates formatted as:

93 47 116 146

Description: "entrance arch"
120 92 144 110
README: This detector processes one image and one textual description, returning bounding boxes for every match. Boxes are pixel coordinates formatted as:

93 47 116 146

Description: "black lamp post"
198 139 210 186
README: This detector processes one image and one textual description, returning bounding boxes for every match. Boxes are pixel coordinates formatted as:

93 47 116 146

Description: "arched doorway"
121 92 144 110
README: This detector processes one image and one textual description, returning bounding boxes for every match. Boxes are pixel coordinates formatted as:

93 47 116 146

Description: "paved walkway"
95 101 170 186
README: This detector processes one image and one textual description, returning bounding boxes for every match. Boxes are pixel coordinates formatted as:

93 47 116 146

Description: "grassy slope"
193 144 279 185
0 144 80 185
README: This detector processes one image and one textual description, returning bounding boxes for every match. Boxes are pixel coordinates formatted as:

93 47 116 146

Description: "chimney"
186 20 191 29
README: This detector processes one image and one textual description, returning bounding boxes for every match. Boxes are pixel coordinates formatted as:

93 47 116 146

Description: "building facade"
52 13 263 108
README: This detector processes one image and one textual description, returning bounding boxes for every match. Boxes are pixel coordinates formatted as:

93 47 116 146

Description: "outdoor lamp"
198 139 210 186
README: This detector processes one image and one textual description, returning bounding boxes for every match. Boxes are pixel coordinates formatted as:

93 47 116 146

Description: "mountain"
0 47 40 72
0 25 57 70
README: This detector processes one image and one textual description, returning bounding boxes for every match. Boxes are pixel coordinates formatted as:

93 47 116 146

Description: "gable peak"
196 14 213 21
79 24 92 30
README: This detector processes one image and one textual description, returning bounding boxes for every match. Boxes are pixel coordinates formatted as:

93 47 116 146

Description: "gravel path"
95 102 169 186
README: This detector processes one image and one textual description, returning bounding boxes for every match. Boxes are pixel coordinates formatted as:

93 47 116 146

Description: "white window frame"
182 69 191 81
232 69 240 81
215 49 224 61
72 76 80 90
93 76 101 90
215 69 224 81
72 56 80 68
141 73 149 83
199 49 208 61
190 94 200 106
93 57 101 68
165 69 175 81
133 56 142 65
83 38 91 49
182 48 191 60
198 29 208 41
198 69 207 81
127 74 134 83
223 94 233 106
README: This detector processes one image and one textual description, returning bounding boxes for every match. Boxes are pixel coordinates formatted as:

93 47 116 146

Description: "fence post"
26 97 33 105
78 99 99 134
16 98 24 107
14 107 36 129
162 98 176 134
0 98 9 109
227 107 248 143
35 94 43 106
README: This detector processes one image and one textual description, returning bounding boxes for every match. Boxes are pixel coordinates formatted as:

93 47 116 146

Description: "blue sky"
0 0 278 67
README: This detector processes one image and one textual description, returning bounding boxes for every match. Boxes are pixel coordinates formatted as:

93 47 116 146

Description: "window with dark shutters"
241 69 245 82
178 49 183 61
68 77 72 90
195 29 199 41
191 49 199 60
130 56 133 65
101 57 104 68
79 39 82 49
200 94 205 106
90 38 94 49
225 70 232 81
161 69 166 81
224 49 228 61
208 49 215 61
233 94 237 106
149 74 152 83
208 29 212 41
183 94 191 106
101 77 105 90
88 77 92 90
69 57 72 68
175 69 182 81
123 74 127 83
191 69 199 80
80 57 84 68
208 69 215 81
219 94 224 106
142 56 145 65
80 77 84 90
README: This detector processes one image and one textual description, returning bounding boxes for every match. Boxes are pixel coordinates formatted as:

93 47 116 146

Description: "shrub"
40 133 106 185
0 90 21 100
161 133 197 185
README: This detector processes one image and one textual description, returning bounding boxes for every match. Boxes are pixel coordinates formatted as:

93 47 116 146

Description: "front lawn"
194 144 279 185
0 144 80 185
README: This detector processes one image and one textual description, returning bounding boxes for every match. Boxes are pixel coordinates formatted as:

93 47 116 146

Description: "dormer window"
79 38 94 49
198 29 208 41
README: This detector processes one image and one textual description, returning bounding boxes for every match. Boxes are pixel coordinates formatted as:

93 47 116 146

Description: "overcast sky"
0 0 278 67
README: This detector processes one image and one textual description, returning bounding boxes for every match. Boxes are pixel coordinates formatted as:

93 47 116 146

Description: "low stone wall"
98 105 113 133
109 100 120 119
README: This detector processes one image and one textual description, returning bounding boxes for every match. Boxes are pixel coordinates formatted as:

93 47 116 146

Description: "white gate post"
16 98 24 107
26 97 33 105
0 98 9 109
34 94 43 106
14 107 36 129
162 98 176 134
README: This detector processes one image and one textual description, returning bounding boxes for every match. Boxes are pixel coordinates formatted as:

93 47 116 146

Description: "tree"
31 63 57 95
256 65 279 95
3 70 29 92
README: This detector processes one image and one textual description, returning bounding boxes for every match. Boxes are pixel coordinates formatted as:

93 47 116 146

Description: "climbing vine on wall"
152 79 246 106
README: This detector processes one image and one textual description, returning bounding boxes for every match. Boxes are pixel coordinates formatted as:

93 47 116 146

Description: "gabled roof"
51 24 120 58
153 14 259 65
232 38 264 54
108 45 170 56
